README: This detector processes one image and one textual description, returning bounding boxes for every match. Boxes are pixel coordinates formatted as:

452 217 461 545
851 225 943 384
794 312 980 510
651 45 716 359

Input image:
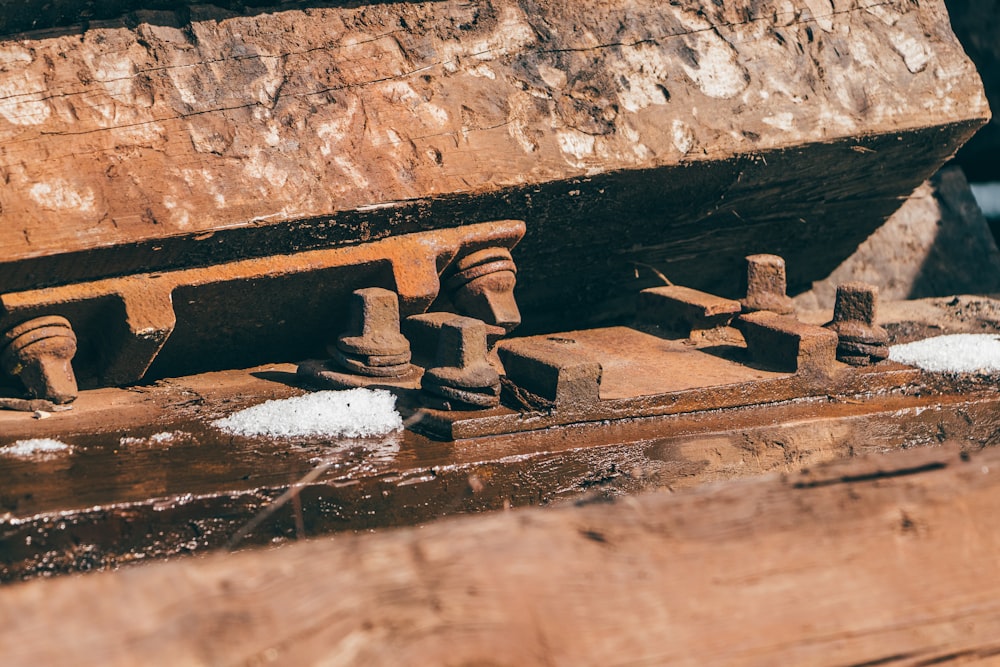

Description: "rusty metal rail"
1 220 524 398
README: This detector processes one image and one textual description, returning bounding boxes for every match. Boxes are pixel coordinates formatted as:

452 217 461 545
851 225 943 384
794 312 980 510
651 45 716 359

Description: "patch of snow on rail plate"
889 334 1000 373
119 431 189 448
212 389 403 438
0 438 72 459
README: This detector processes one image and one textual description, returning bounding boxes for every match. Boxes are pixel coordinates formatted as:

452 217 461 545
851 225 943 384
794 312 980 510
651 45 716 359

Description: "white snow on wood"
212 389 403 438
119 431 187 447
0 438 71 458
889 334 1000 373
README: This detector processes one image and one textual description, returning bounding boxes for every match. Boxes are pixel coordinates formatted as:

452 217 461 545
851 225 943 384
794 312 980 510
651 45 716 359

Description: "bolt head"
742 254 794 315
832 282 879 326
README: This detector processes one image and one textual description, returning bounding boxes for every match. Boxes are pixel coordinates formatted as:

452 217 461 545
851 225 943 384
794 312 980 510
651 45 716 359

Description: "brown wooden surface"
2 296 999 580
0 0 984 265
4 443 1000 665
0 0 988 337
3 366 999 581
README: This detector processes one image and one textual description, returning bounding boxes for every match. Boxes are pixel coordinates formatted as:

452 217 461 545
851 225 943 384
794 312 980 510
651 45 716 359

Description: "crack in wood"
792 461 949 488
0 0 899 140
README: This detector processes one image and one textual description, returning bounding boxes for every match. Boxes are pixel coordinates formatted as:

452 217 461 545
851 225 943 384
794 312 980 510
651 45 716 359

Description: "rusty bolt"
445 247 521 334
0 315 78 404
824 282 889 366
741 254 795 315
421 315 500 410
332 288 411 378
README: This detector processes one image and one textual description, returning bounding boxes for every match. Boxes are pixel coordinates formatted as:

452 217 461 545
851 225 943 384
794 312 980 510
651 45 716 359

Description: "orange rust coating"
638 285 741 338
415 324 920 440
1 220 524 387
736 311 840 374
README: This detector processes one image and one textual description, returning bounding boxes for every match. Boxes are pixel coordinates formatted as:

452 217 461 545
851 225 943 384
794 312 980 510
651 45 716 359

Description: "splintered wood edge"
3 444 1000 665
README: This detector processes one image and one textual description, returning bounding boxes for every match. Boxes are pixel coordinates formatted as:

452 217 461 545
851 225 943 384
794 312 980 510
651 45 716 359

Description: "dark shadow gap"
0 0 430 39
907 168 1000 300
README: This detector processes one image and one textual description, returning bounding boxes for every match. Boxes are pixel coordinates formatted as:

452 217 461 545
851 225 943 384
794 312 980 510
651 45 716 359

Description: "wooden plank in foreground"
4 444 1000 665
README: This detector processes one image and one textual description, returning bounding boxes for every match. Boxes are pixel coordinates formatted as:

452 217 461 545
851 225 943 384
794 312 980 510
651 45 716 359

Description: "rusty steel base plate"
1 360 999 582
404 326 921 440
2 296 1000 580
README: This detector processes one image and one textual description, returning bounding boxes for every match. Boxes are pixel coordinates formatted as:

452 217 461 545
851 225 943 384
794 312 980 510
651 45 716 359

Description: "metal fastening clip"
824 282 889 366
0 315 78 404
420 314 501 410
444 248 521 334
741 254 795 315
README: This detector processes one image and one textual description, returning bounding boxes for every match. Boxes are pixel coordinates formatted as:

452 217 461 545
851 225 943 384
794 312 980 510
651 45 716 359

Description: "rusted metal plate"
414 324 920 440
4 279 1000 583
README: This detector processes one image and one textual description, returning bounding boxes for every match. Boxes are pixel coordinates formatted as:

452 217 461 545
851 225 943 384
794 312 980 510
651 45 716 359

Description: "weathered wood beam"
2 369 999 581
4 444 1000 665
0 0 988 336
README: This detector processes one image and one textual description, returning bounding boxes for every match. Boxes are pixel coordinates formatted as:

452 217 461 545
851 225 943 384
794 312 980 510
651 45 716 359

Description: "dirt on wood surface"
4 444 1000 666
0 0 988 338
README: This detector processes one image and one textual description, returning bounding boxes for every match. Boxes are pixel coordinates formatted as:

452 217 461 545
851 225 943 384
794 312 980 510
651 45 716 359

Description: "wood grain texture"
4 444 1000 665
3 363 999 580
0 0 987 312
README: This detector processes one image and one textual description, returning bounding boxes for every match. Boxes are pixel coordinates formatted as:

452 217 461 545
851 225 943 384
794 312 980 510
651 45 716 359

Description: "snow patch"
889 334 1000 374
212 389 403 438
1 438 71 459
119 431 187 447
